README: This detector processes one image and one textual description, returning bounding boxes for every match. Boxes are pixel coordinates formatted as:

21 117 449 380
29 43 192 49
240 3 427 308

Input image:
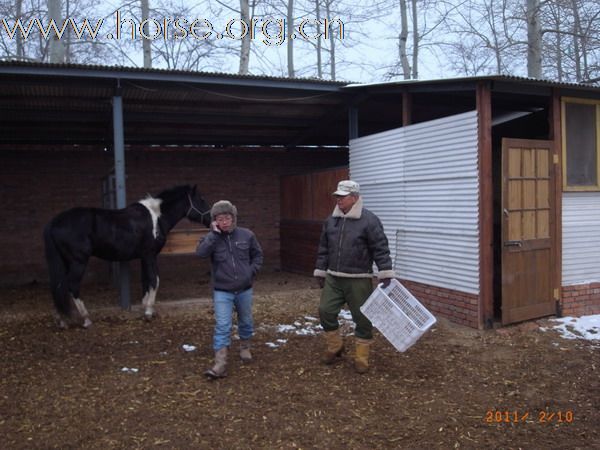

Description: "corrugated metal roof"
344 74 600 92
0 60 350 87
1 61 599 147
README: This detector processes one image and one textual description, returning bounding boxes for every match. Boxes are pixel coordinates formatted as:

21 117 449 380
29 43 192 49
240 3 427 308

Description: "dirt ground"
0 270 598 450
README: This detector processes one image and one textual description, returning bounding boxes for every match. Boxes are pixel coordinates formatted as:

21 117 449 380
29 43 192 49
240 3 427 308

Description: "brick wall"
401 279 480 328
0 145 347 285
561 283 600 317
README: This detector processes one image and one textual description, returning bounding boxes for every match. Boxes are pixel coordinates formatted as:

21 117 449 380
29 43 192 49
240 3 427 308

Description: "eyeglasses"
215 216 233 223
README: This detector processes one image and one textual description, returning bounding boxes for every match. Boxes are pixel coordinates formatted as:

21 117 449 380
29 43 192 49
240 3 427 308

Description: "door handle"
503 208 509 218
505 240 522 247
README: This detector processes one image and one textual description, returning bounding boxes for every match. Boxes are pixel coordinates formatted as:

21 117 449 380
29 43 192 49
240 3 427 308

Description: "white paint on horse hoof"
73 298 91 327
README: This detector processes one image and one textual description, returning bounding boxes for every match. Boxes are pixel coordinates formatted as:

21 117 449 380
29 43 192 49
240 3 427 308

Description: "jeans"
212 288 254 351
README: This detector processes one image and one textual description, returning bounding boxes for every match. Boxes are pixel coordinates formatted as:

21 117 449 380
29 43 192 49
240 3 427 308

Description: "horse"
43 185 211 328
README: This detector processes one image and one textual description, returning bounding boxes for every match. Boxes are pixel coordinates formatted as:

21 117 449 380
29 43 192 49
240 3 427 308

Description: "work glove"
380 278 392 288
317 277 325 289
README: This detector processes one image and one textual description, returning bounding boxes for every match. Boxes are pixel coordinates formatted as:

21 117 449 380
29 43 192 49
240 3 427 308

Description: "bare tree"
239 0 251 74
526 0 542 78
47 0 65 62
398 0 410 79
141 0 152 68
287 0 295 76
411 0 418 78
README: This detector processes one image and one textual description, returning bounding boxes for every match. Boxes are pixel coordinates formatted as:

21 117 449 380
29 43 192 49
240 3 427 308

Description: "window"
562 98 600 191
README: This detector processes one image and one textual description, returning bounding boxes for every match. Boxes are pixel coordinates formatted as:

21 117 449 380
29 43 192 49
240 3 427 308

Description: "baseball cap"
333 180 360 196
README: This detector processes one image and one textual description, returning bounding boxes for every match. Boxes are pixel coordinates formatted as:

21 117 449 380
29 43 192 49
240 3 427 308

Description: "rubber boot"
321 330 344 364
354 338 372 374
240 340 252 363
204 347 228 379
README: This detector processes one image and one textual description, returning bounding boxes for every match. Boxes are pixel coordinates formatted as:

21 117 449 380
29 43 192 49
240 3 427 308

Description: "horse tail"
43 223 71 317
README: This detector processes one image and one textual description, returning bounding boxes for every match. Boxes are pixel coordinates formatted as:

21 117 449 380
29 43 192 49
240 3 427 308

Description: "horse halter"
186 194 211 221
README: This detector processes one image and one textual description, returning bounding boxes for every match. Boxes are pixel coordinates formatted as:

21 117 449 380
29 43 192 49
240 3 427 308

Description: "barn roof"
1 61 599 148
0 61 351 147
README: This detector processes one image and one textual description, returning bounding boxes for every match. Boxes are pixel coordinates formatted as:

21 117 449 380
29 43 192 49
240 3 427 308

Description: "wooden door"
501 138 557 325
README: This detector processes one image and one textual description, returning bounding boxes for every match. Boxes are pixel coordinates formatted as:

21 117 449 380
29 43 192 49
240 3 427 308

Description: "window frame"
561 97 600 191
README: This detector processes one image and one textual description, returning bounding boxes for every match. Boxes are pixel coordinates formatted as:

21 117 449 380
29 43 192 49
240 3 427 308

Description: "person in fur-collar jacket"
197 200 263 380
314 180 394 373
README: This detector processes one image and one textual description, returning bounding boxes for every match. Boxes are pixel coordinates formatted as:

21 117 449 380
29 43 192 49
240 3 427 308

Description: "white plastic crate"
361 279 436 352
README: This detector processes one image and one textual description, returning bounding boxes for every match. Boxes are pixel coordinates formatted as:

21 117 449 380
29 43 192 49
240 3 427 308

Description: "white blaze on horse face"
139 196 163 239
144 276 160 318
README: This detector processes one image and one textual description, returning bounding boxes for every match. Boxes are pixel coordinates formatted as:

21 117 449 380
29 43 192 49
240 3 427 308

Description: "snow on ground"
263 310 355 348
542 314 600 344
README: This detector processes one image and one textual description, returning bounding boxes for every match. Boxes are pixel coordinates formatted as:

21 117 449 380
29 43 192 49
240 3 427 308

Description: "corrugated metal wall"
349 111 480 294
562 192 600 285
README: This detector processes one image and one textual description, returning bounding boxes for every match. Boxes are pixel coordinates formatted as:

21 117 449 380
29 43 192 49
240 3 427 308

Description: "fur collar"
332 197 363 219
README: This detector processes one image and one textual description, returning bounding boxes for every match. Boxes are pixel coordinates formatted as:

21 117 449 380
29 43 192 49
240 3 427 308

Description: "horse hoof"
143 313 156 322
54 318 68 330
82 318 93 328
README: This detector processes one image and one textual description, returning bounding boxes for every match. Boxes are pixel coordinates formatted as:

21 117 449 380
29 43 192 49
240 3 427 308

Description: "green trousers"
319 274 374 339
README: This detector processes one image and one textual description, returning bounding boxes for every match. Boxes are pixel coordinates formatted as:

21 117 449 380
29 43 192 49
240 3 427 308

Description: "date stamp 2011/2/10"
485 410 574 424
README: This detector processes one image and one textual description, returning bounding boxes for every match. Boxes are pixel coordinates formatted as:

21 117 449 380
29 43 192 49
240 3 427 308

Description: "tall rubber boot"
354 338 372 374
204 347 228 380
321 330 344 364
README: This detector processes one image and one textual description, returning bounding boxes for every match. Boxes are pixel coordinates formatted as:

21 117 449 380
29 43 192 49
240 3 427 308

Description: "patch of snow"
548 314 600 342
121 367 139 373
264 309 353 349
181 344 197 352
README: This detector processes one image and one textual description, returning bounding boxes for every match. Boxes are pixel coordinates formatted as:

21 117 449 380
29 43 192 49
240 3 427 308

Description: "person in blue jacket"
197 200 263 380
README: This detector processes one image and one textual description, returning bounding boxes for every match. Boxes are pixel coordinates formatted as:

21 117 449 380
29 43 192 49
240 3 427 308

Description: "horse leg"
141 258 160 321
66 260 92 328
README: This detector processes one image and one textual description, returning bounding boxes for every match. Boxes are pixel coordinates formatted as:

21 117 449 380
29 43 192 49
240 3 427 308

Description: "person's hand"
211 221 221 233
317 277 325 289
380 278 392 288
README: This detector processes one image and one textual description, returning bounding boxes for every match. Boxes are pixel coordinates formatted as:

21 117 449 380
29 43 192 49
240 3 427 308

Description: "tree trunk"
326 0 335 80
571 0 587 81
316 0 322 78
48 0 65 63
16 0 24 59
141 0 152 68
399 0 410 79
287 0 295 77
555 5 563 81
526 0 542 78
411 0 418 79
239 0 250 74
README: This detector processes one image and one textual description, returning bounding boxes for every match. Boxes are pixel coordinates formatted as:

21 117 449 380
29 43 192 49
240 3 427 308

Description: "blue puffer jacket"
196 227 263 293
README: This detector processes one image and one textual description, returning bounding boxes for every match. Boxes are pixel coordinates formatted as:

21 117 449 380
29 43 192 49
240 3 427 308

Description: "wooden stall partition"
162 227 209 255
280 166 349 274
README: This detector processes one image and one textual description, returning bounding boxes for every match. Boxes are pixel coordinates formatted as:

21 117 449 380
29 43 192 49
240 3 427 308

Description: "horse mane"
154 185 192 204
